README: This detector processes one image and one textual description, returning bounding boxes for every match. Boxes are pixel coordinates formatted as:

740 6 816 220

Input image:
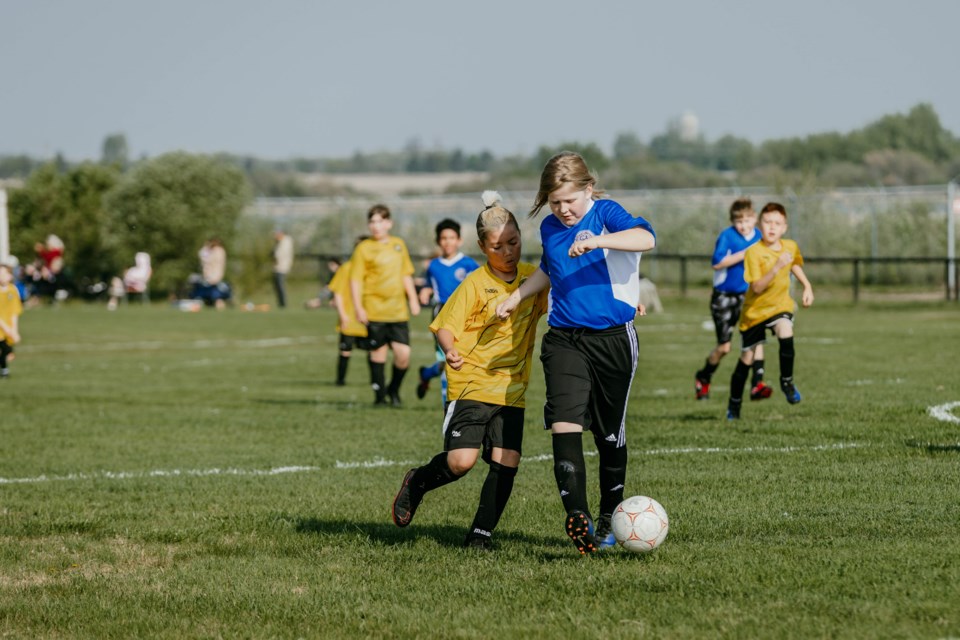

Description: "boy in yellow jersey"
328 237 370 386
349 205 421 406
727 202 814 420
392 192 549 550
0 264 24 378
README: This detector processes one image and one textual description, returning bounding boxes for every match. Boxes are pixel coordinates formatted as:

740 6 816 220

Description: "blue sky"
3 0 957 161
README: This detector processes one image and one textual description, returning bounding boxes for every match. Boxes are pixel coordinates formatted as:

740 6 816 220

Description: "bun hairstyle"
476 191 520 245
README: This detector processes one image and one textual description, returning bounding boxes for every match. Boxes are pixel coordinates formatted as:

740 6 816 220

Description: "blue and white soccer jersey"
539 199 655 330
712 226 759 294
425 253 480 305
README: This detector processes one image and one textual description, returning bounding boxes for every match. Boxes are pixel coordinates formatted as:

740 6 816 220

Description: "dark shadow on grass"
293 516 572 552
673 412 730 423
904 439 960 453
251 398 365 409
289 516 650 562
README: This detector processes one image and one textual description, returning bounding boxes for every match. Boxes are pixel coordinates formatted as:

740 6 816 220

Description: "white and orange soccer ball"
611 495 669 553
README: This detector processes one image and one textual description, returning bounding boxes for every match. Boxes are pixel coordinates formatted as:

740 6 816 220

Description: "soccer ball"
611 495 669 553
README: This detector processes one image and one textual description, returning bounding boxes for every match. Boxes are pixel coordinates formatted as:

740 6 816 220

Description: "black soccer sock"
778 337 795 382
468 461 518 539
369 360 386 399
594 433 628 517
729 359 750 402
697 358 718 382
552 432 590 518
411 452 462 494
751 359 765 386
336 355 349 384
0 341 10 368
387 365 407 394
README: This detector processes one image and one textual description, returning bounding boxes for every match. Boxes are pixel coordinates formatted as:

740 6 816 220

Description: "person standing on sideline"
328 237 370 386
496 151 656 554
415 219 480 404
694 198 770 401
726 202 814 420
272 228 294 309
392 192 549 550
0 263 23 379
349 205 421 406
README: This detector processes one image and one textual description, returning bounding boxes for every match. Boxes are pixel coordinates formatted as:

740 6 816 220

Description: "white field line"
928 401 960 425
17 336 322 354
0 443 867 486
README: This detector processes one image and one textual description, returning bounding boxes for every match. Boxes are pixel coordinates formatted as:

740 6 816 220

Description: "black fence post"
853 259 860 303
680 257 687 298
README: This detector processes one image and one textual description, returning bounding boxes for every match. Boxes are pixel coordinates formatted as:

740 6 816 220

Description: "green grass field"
2 294 959 638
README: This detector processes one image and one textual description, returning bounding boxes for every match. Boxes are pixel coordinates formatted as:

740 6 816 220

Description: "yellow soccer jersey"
0 284 22 343
430 262 548 407
327 261 367 338
350 236 415 322
740 238 804 331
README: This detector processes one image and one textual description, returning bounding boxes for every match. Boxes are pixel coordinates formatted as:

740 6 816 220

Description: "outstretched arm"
791 264 814 307
495 268 551 320
568 227 655 257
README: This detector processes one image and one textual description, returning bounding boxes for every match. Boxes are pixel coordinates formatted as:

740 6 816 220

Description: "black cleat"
565 510 598 555
463 535 492 551
415 366 430 400
392 468 422 527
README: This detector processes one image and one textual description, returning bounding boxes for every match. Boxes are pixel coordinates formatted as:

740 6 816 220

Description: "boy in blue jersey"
415 219 480 403
694 198 769 401
497 151 656 555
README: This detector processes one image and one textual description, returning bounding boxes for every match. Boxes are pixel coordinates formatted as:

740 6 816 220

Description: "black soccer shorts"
441 399 524 455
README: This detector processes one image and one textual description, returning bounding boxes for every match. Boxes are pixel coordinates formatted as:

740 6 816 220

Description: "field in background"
2 297 959 638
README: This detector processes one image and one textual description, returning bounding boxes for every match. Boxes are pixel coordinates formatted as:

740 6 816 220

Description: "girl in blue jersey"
415 219 480 403
497 151 656 554
694 198 769 402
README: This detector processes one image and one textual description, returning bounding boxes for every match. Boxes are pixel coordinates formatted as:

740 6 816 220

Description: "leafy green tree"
7 161 121 286
101 133 129 168
103 152 251 295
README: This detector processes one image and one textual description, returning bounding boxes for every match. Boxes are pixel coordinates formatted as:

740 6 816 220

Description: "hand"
338 314 351 328
409 298 421 316
801 287 814 307
355 307 368 326
496 291 520 320
445 348 464 370
775 252 794 269
418 288 432 306
635 303 647 317
568 237 599 257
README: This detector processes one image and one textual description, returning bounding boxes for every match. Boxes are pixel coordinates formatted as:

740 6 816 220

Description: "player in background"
328 237 370 386
349 205 421 406
727 202 814 420
496 151 656 555
392 192 549 550
415 219 480 404
0 263 23 379
694 198 770 401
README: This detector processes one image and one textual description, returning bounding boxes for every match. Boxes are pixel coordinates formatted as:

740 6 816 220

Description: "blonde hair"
530 151 606 217
476 191 519 244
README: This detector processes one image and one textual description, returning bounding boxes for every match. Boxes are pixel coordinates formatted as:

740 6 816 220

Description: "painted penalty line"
0 442 867 486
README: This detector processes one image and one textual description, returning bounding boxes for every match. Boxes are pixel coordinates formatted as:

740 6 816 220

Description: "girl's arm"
791 264 814 307
402 275 421 316
713 249 747 270
495 268 551 320
435 327 463 370
569 227 655 257
349 280 366 325
750 251 794 295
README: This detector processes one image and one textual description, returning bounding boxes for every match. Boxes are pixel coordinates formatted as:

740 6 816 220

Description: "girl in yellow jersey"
349 205 421 406
391 191 549 550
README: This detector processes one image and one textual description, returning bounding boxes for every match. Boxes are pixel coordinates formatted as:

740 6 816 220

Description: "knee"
717 342 732 356
447 450 477 476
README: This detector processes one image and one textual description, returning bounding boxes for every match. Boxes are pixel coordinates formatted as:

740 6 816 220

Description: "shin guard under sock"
337 355 349 383
411 452 461 495
594 434 628 517
552 432 589 517
469 462 518 538
369 361 386 399
751 359 765 386
729 359 750 402
387 365 407 395
778 337 795 381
